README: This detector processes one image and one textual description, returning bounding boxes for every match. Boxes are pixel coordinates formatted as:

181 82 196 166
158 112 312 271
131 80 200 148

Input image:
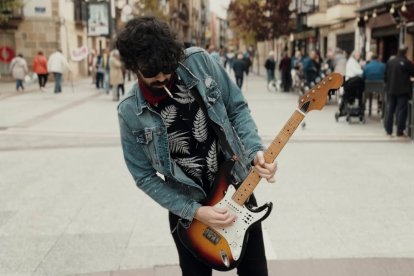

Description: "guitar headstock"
298 73 343 113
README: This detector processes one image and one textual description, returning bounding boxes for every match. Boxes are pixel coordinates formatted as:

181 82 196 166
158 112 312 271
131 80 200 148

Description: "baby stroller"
335 76 365 123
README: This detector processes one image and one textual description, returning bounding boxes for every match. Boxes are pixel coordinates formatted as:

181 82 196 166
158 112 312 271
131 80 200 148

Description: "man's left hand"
252 151 277 183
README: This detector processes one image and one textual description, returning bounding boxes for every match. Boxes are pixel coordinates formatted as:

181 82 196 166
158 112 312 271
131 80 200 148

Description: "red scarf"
139 76 175 106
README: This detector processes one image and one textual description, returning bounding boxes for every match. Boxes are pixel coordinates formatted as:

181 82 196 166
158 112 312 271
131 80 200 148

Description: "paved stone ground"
0 72 413 276
77 258 414 276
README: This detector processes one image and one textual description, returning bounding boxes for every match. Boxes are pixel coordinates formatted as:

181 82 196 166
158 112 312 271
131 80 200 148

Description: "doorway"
380 35 399 62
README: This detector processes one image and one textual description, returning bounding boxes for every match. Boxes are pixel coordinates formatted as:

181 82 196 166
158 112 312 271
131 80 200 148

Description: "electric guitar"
177 73 344 271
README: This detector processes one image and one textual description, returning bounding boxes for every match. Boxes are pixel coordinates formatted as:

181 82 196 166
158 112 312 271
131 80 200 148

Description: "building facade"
188 0 208 47
301 0 360 58
289 0 414 62
1 0 211 80
0 0 89 79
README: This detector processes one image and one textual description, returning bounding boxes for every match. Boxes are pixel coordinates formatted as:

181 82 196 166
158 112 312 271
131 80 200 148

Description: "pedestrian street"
0 73 413 275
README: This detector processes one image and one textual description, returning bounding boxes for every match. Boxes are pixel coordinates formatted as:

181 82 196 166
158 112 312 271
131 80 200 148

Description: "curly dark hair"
116 16 185 74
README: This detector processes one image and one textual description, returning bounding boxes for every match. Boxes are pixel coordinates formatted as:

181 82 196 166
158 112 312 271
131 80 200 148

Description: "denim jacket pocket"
132 128 153 144
132 128 159 167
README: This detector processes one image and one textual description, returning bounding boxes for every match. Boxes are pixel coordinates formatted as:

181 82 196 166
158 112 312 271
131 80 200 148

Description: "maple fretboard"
231 110 305 205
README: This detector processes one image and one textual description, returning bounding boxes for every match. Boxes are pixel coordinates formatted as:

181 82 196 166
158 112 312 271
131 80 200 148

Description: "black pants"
385 95 409 136
169 212 268 276
37 73 48 88
235 75 244 89
339 77 365 115
118 84 125 96
281 70 292 92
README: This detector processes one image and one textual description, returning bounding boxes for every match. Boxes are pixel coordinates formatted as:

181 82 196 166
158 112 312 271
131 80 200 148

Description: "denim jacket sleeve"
204 53 264 161
118 113 202 221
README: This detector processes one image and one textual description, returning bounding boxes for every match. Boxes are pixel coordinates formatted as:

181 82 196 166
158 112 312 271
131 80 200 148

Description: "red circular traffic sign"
0 46 15 63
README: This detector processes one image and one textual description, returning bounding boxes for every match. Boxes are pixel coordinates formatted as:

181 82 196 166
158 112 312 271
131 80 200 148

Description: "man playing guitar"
116 16 277 276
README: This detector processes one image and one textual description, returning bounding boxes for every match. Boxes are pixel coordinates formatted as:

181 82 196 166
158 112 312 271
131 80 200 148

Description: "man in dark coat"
233 52 247 89
279 52 292 92
264 51 276 86
384 46 414 137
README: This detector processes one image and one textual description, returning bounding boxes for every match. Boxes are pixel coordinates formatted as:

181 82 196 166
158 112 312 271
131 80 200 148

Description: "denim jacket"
117 47 264 222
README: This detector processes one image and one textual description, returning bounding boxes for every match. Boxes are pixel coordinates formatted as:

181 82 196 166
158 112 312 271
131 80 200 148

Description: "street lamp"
389 4 395 14
401 1 407 12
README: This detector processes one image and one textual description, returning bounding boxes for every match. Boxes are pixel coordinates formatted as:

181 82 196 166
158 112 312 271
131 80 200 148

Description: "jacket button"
205 77 212 87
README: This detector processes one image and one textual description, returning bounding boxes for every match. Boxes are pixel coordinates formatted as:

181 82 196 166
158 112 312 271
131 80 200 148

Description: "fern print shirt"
149 82 222 195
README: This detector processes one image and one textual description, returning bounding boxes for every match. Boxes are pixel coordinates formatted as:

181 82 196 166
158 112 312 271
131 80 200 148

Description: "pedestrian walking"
264 51 276 90
94 52 105 90
9 54 28 92
302 50 320 85
325 49 335 73
103 48 111 94
109 49 124 101
243 50 252 76
47 49 70 93
290 50 304 93
88 49 96 84
116 16 277 276
279 51 292 92
225 47 235 74
233 52 246 89
384 45 414 138
33 51 48 91
333 49 347 75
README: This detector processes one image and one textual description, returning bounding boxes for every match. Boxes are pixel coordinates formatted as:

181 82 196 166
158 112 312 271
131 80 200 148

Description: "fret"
232 110 305 205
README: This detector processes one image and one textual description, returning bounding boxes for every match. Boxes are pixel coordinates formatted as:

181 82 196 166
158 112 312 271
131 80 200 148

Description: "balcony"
307 11 330 27
306 0 330 27
326 0 357 22
0 7 23 28
358 0 386 7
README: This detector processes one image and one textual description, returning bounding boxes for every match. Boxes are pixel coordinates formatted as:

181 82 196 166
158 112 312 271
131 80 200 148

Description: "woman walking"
33 51 48 91
9 54 28 92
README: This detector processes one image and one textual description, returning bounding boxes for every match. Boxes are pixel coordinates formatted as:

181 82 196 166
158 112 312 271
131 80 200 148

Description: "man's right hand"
194 206 237 228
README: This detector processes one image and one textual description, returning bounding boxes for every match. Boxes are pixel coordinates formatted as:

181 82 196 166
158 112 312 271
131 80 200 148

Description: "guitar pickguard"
212 185 271 261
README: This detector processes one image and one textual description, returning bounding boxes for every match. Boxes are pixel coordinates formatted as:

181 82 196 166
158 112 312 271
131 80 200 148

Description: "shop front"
357 0 414 62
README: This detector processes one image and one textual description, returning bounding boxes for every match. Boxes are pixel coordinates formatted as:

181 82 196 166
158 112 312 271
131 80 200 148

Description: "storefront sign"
88 3 110 37
34 7 46 14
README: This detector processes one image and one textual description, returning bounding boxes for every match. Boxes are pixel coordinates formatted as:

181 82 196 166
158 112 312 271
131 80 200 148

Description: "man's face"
137 63 178 94
137 71 173 95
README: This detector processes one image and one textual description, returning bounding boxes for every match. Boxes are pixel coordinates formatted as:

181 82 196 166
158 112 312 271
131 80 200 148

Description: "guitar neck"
231 109 305 205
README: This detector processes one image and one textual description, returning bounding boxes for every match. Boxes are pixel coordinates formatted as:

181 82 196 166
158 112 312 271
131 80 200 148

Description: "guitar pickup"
203 227 221 245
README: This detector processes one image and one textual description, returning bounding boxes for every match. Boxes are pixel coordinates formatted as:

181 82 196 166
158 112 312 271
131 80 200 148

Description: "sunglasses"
139 63 179 78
